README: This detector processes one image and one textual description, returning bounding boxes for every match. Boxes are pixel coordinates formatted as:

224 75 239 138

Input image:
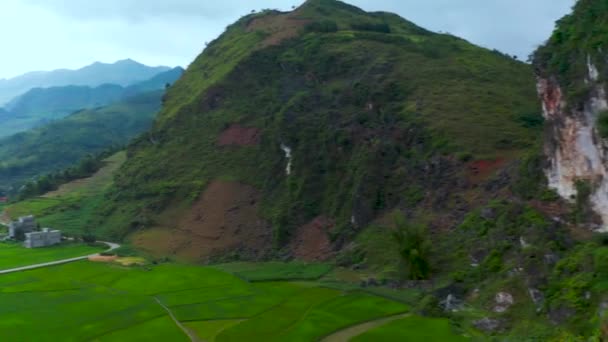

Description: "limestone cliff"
537 58 608 231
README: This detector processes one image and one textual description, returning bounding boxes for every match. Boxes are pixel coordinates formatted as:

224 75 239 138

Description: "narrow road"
154 297 201 342
0 241 120 275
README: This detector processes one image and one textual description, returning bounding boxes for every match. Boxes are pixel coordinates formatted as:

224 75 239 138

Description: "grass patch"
215 262 333 281
0 242 103 270
352 316 469 341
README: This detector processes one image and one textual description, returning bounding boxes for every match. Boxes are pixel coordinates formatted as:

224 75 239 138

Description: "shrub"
351 22 391 33
305 20 338 33
81 233 97 244
573 179 592 224
392 212 432 280
597 110 608 139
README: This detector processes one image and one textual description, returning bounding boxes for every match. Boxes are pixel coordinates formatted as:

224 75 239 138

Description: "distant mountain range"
0 90 165 192
0 59 172 105
0 67 183 138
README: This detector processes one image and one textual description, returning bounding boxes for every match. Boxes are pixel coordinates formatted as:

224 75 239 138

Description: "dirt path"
320 313 410 342
0 209 10 226
0 241 120 275
154 297 201 342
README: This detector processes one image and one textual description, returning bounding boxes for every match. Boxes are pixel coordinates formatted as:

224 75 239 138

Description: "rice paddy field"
0 242 103 270
0 260 471 341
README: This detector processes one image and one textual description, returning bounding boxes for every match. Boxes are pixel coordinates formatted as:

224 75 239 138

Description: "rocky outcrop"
537 57 608 231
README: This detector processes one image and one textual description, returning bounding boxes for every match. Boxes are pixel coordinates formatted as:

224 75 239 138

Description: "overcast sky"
0 0 574 79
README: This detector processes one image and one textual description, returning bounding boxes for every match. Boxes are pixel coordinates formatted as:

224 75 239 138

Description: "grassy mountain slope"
5 152 127 237
0 91 162 192
98 0 540 241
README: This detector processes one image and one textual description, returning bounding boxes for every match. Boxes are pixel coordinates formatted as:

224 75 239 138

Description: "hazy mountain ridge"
0 67 183 138
0 90 164 193
0 59 172 105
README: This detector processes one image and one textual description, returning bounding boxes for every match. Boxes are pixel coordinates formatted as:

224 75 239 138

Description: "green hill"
101 0 540 240
0 91 163 192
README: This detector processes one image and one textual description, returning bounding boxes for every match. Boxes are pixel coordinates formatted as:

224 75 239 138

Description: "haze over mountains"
0 60 183 192
0 62 183 138
0 59 172 105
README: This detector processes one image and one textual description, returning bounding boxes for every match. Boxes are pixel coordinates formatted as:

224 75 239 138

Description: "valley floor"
0 260 470 341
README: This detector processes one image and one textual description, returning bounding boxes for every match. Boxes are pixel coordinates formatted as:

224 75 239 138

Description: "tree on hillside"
392 212 432 280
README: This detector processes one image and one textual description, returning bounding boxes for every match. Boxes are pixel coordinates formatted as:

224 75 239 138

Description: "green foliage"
98 8 539 242
0 242 102 270
597 110 608 139
214 262 333 281
391 212 432 280
534 0 608 106
481 249 503 273
351 22 391 33
16 151 113 200
574 179 593 224
517 112 545 128
107 245 139 257
512 152 548 200
305 20 339 33
81 233 97 244
352 316 469 342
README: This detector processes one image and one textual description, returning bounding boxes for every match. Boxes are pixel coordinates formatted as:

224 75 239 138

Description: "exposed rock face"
494 292 514 313
538 58 608 231
473 318 505 333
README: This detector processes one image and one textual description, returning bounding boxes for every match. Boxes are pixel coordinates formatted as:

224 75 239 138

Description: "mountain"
0 59 171 105
0 90 163 192
100 0 541 246
0 67 183 138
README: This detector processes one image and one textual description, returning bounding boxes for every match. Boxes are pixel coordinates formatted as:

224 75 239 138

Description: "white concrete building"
8 215 36 239
24 228 62 248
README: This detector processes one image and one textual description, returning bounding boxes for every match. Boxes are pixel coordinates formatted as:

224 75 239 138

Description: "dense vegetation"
95 0 540 243
533 0 608 105
0 91 162 194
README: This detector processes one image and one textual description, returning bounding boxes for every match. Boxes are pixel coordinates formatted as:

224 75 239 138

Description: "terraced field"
0 261 470 341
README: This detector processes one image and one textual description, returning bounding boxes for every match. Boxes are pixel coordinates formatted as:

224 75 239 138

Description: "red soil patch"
246 11 310 47
132 180 272 262
217 124 261 147
538 78 563 115
291 216 335 262
468 158 506 179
